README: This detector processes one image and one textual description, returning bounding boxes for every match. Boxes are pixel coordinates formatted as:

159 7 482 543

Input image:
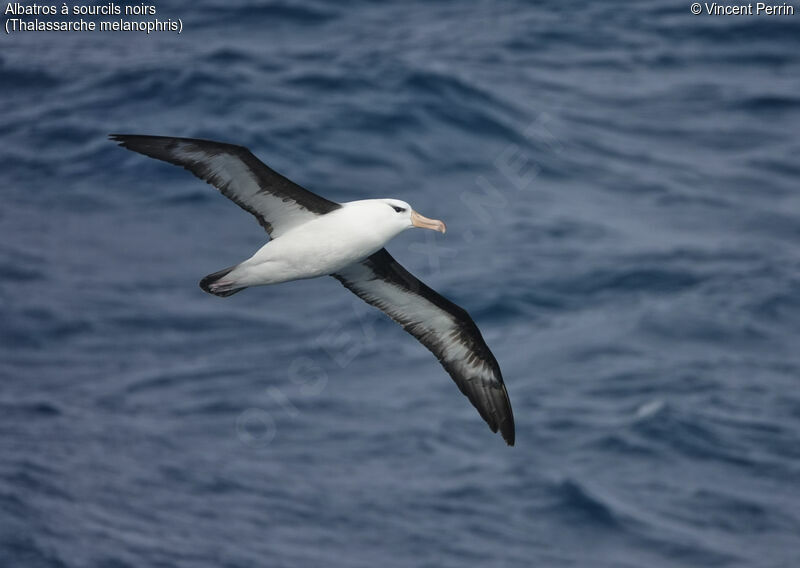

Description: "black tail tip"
199 266 245 297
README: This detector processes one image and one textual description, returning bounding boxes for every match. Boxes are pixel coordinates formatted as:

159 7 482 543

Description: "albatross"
110 135 515 445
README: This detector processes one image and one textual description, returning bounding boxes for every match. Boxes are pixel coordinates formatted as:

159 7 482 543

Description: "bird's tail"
199 265 246 297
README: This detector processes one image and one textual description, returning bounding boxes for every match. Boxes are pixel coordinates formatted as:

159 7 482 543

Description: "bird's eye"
392 205 406 213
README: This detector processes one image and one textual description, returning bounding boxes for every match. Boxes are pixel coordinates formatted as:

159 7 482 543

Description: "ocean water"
2 1 800 566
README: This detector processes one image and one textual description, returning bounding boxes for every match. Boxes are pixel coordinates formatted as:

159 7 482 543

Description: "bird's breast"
262 214 391 278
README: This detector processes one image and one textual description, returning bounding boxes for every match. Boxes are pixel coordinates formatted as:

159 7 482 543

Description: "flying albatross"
110 135 515 445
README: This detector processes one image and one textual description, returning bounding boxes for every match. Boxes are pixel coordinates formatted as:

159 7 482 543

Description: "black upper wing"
333 249 515 445
111 135 340 237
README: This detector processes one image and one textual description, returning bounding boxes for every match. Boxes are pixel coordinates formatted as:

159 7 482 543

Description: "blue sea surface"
2 1 800 566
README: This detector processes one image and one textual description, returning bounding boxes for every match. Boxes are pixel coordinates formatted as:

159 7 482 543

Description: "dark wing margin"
110 135 341 237
333 249 515 445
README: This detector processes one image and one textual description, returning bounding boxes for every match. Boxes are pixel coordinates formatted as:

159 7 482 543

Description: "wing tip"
499 386 515 446
500 419 515 446
483 412 514 446
109 133 147 150
486 385 515 446
482 381 515 446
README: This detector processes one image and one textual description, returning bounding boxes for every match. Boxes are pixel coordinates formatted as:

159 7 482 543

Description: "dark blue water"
2 1 800 566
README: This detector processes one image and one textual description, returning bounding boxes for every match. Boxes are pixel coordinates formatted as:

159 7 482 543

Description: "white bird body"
111 134 515 445
227 200 413 288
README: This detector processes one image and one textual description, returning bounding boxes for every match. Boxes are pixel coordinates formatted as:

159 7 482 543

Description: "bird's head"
378 198 447 235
